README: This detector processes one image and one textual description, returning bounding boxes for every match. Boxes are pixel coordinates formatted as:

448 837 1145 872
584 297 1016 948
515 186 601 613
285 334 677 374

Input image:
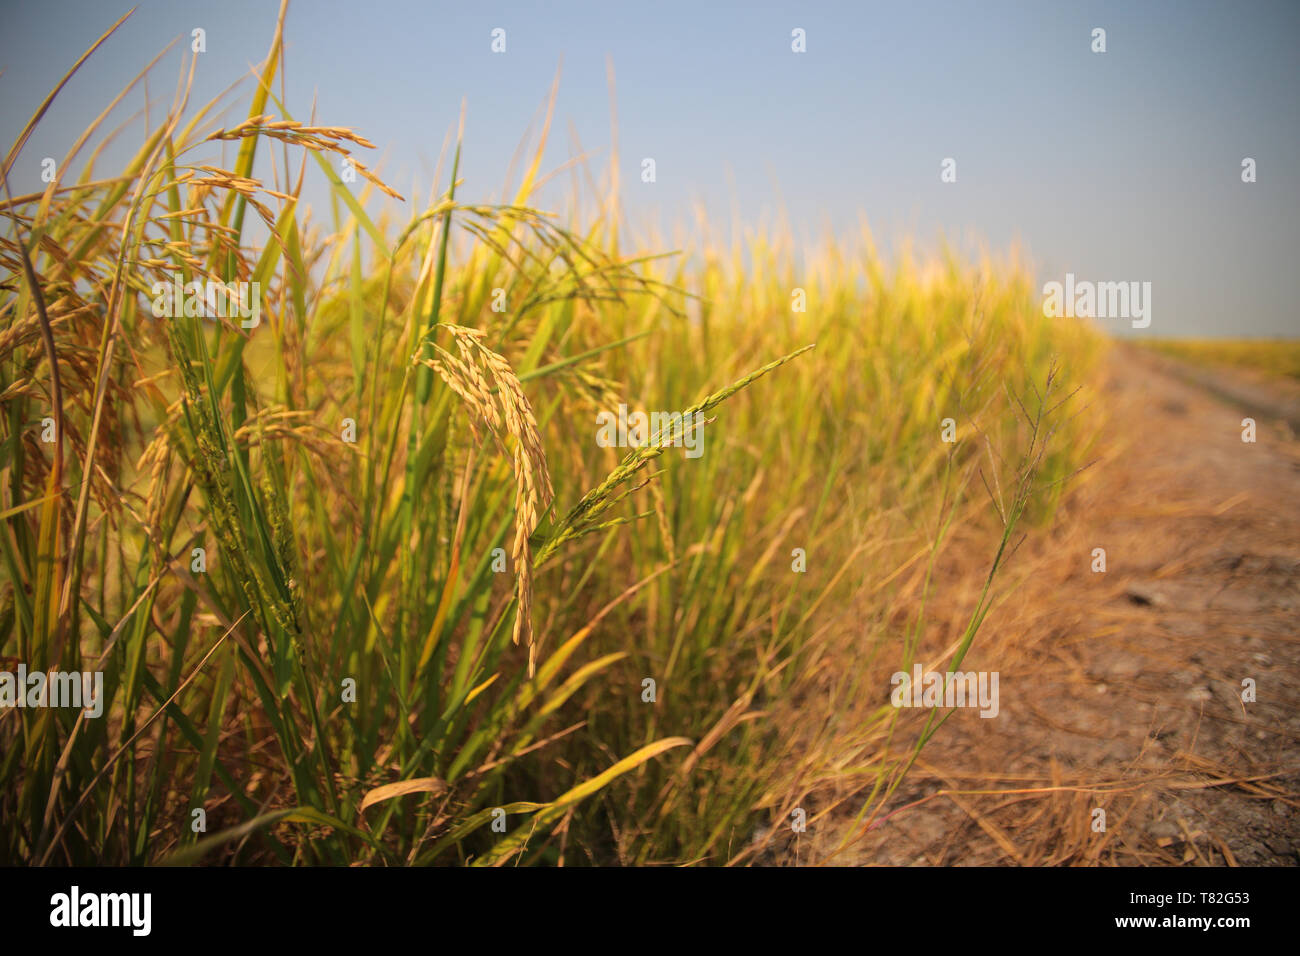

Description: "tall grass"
0 6 1102 865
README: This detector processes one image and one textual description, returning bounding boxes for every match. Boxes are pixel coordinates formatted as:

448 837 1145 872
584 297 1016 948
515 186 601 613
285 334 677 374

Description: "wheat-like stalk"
205 116 404 200
420 323 554 674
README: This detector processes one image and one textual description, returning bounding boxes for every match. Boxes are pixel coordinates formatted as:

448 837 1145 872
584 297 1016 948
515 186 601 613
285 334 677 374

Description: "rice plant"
0 5 1101 865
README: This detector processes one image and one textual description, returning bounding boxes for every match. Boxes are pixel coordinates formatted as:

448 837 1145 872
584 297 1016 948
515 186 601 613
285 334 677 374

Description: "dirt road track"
820 343 1300 866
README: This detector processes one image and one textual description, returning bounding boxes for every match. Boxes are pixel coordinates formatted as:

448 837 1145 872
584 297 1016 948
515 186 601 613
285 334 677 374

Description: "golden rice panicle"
204 116 404 200
420 323 554 674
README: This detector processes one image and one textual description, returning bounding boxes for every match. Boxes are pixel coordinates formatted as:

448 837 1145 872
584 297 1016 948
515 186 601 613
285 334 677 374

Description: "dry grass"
812 345 1300 866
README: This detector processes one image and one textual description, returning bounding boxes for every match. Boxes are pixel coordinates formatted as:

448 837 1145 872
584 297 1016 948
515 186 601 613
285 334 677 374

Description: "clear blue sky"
2 0 1297 337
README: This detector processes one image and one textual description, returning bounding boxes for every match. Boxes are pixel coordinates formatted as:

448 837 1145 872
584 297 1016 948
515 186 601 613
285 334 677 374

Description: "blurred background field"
1139 339 1300 382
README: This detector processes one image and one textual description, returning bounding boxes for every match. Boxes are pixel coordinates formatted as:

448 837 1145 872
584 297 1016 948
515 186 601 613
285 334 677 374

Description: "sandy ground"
808 343 1300 866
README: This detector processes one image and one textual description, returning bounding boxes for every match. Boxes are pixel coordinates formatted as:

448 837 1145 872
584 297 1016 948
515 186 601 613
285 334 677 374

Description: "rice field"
0 8 1103 865
1139 338 1300 382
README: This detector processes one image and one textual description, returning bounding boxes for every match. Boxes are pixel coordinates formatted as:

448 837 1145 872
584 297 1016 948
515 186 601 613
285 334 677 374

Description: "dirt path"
820 343 1300 866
